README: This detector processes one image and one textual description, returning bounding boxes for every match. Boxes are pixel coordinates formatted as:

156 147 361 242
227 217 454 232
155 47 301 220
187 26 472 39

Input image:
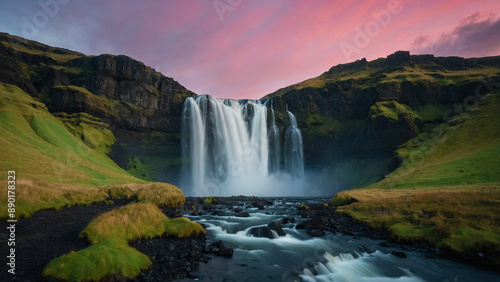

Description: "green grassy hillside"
265 52 500 189
330 89 500 264
0 82 145 218
0 82 140 186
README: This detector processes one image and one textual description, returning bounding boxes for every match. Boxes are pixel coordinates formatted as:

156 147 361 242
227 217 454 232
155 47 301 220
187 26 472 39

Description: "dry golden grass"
103 182 186 207
80 202 205 245
333 184 500 255
0 178 108 219
80 203 168 244
0 178 186 219
164 217 207 238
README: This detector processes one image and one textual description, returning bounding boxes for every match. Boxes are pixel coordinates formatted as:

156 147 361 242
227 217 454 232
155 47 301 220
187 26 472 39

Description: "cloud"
2 1 499 99
412 13 500 57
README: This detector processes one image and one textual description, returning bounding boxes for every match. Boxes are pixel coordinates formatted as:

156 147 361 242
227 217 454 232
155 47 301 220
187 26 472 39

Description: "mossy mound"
45 203 205 280
103 182 186 207
43 239 151 281
80 203 169 244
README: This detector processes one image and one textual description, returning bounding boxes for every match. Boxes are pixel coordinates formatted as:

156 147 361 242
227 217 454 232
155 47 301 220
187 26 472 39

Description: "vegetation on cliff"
330 90 500 266
0 32 195 184
0 34 203 280
266 50 500 188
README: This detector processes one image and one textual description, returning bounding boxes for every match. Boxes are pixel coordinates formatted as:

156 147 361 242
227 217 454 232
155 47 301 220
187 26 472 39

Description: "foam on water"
300 251 425 282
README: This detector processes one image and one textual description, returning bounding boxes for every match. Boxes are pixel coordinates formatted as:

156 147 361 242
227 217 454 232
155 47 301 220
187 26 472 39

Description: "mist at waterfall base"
180 95 330 197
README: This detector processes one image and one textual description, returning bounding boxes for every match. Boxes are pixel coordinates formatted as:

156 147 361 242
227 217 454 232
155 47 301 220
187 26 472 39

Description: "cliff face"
267 51 500 187
3 33 499 190
0 33 195 183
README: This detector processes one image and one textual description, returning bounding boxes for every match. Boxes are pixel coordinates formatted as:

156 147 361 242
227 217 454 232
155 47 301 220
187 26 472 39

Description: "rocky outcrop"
0 32 195 184
3 32 500 189
266 51 500 183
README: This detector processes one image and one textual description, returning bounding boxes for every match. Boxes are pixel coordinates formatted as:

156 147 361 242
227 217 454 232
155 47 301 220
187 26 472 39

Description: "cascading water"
181 95 305 196
268 100 280 174
284 110 305 177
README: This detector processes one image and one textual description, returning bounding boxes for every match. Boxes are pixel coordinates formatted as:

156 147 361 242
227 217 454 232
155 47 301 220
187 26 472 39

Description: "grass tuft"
164 217 207 238
104 182 186 207
80 203 168 244
45 203 205 280
0 179 108 219
43 239 151 281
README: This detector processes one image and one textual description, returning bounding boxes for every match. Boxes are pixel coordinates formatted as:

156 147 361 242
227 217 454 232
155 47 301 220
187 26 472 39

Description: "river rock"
380 241 392 247
211 241 233 258
391 251 407 258
307 229 325 237
282 217 296 224
248 226 276 239
235 211 250 217
360 245 376 254
252 201 265 210
425 253 436 259
212 210 230 216
202 203 214 210
267 222 286 236
296 216 327 230
190 209 202 216
200 255 212 263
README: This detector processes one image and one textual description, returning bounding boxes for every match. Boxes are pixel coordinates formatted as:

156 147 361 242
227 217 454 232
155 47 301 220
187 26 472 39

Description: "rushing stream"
181 198 499 282
178 95 498 281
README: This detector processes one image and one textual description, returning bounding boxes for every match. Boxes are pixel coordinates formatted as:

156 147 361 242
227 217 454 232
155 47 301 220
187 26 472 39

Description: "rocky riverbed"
1 197 498 281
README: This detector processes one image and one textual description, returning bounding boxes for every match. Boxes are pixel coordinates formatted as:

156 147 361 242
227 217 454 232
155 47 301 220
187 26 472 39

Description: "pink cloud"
411 12 500 57
2 0 500 99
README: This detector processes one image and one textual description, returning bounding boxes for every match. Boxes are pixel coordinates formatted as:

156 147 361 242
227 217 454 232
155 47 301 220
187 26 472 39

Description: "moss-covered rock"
43 239 152 281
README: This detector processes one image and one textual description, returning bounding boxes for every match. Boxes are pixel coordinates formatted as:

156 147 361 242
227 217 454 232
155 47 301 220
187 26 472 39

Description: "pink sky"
1 0 499 99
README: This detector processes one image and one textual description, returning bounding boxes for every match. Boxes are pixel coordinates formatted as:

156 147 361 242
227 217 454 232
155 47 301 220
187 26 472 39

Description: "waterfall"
285 111 304 177
181 95 304 196
268 100 280 173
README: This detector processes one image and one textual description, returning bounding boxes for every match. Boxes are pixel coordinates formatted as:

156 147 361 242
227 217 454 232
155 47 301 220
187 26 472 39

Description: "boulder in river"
296 216 327 230
235 211 250 217
391 251 407 258
210 241 234 258
307 229 325 237
248 226 276 239
282 217 296 224
252 201 265 210
248 222 286 239
267 222 286 236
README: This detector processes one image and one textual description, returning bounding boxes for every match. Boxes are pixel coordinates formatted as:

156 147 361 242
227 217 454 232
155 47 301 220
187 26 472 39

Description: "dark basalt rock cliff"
2 32 499 189
266 50 500 187
0 32 195 183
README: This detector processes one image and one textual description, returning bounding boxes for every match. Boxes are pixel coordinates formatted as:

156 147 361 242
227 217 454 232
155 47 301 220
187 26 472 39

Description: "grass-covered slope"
265 51 500 189
330 90 500 264
0 82 141 186
0 82 144 218
0 32 196 185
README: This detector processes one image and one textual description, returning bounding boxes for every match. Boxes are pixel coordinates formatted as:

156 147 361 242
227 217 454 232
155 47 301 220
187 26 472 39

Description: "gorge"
1 32 499 281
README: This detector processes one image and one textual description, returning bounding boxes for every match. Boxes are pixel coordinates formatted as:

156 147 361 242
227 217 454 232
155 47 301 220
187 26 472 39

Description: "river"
181 198 499 282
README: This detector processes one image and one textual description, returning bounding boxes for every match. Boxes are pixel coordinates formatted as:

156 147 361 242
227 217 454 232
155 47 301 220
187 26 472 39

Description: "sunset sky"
1 0 500 99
